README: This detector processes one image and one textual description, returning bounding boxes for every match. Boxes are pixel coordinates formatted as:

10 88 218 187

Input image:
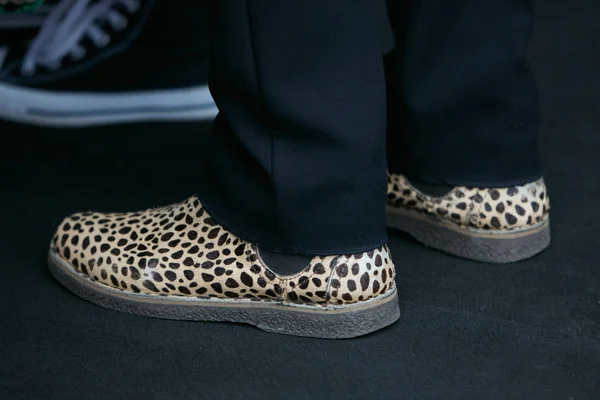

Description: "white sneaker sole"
0 81 218 127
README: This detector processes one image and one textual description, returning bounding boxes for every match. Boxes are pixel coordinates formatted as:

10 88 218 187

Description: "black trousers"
198 0 541 255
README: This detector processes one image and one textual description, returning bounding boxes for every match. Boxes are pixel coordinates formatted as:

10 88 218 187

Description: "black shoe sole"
387 206 551 263
48 250 400 339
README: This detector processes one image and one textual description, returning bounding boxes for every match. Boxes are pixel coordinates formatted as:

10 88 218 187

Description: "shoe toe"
52 211 108 277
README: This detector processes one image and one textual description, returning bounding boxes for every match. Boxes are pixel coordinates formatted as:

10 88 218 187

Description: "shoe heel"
257 289 400 339
388 207 551 263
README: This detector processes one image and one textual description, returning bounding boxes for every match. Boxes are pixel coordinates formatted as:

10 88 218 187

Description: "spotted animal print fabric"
387 174 550 231
52 197 396 306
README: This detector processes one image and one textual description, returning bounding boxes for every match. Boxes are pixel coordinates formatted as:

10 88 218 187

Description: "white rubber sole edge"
0 81 218 127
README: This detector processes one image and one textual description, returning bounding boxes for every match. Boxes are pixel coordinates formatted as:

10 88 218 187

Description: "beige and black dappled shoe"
49 196 399 338
387 174 551 263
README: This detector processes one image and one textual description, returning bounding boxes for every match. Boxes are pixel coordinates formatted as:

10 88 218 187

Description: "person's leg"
387 0 540 185
385 0 550 263
48 0 400 338
200 0 388 256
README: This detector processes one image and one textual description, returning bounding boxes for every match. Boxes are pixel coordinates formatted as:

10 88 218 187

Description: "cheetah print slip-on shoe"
48 196 400 339
387 174 550 263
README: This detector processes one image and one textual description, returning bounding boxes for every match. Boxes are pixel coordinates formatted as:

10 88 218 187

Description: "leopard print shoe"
387 174 551 263
48 196 400 338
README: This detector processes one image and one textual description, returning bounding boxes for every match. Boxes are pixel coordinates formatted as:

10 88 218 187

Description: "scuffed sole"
387 206 551 264
48 251 400 339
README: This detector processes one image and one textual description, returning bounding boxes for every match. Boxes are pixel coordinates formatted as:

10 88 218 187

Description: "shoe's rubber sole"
48 251 400 339
0 82 218 127
387 206 551 263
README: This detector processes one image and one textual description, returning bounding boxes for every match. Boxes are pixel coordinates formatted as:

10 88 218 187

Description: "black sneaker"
0 1 56 30
0 1 58 48
0 0 216 127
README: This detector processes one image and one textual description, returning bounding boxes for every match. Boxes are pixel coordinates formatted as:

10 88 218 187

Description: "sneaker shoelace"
21 0 141 75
